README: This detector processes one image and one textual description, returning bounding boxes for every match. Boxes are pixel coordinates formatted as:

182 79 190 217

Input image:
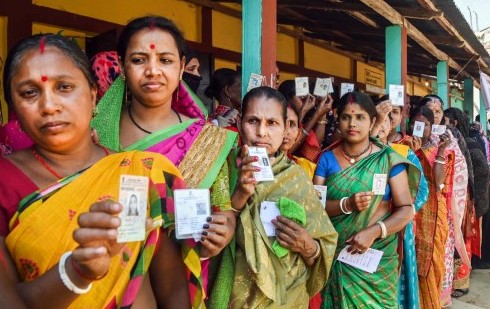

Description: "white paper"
248 147 275 182
389 85 405 107
337 247 384 273
313 185 328 208
174 189 211 240
117 175 149 243
372 174 387 195
247 73 264 92
340 83 354 98
295 77 309 97
313 78 333 97
260 201 280 236
413 121 425 138
431 124 446 136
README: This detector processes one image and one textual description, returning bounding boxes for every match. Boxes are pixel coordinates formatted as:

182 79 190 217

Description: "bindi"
150 43 155 49
41 75 48 82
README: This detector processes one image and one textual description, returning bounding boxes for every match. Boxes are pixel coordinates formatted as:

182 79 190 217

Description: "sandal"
451 289 469 298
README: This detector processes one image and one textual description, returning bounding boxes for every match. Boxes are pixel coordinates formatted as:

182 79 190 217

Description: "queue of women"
0 14 488 309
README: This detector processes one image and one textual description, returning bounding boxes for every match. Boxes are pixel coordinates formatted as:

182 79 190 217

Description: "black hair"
409 105 434 125
418 94 444 107
444 107 470 137
117 16 186 63
278 80 296 103
184 46 198 66
3 34 96 108
337 91 377 121
241 86 287 125
204 68 240 100
277 79 301 116
374 94 389 105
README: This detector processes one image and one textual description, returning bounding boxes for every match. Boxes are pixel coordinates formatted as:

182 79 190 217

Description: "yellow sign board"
357 62 385 88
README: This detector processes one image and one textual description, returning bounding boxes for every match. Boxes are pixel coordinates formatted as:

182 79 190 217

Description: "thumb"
346 236 353 244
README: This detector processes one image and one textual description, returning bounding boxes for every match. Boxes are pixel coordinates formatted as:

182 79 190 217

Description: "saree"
5 151 202 308
431 132 468 307
228 153 338 308
321 140 420 309
414 146 453 309
92 77 238 307
391 144 429 309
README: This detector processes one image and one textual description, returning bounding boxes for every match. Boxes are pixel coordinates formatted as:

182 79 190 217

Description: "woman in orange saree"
409 106 453 308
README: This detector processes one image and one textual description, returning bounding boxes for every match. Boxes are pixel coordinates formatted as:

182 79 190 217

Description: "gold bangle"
307 241 321 259
317 120 328 125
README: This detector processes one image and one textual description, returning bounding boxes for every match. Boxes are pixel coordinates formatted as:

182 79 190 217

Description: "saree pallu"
414 147 453 309
92 77 239 308
5 151 202 308
229 153 338 308
321 142 420 309
392 144 429 309
437 134 468 306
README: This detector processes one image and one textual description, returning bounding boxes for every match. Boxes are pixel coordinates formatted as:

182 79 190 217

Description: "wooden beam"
397 7 443 20
425 34 465 47
279 3 372 15
348 11 380 29
358 0 480 87
414 0 488 69
185 0 241 18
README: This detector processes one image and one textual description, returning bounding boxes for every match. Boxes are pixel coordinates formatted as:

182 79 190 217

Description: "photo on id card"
174 189 211 240
117 175 149 243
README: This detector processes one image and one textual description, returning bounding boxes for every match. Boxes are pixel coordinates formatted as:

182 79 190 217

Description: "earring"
92 106 99 118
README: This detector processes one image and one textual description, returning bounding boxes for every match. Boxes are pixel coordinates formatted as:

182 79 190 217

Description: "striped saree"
5 151 201 308
321 141 419 309
414 146 454 309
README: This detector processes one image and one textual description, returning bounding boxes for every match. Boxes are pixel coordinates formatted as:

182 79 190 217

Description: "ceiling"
214 0 490 83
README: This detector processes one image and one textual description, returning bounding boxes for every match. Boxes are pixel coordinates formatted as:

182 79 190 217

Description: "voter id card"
117 175 149 243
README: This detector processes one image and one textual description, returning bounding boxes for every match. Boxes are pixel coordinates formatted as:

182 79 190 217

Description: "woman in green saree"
226 87 338 308
313 91 419 308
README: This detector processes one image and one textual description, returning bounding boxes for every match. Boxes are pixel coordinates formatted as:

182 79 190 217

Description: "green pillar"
385 25 407 133
464 78 474 122
480 89 488 134
242 1 262 98
437 61 449 109
385 25 406 90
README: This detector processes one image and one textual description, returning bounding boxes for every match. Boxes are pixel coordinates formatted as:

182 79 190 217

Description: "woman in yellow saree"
0 34 195 308
314 91 419 308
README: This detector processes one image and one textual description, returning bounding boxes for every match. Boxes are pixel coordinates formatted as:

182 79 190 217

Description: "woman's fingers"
72 246 108 262
73 228 118 246
89 200 122 214
78 212 120 229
